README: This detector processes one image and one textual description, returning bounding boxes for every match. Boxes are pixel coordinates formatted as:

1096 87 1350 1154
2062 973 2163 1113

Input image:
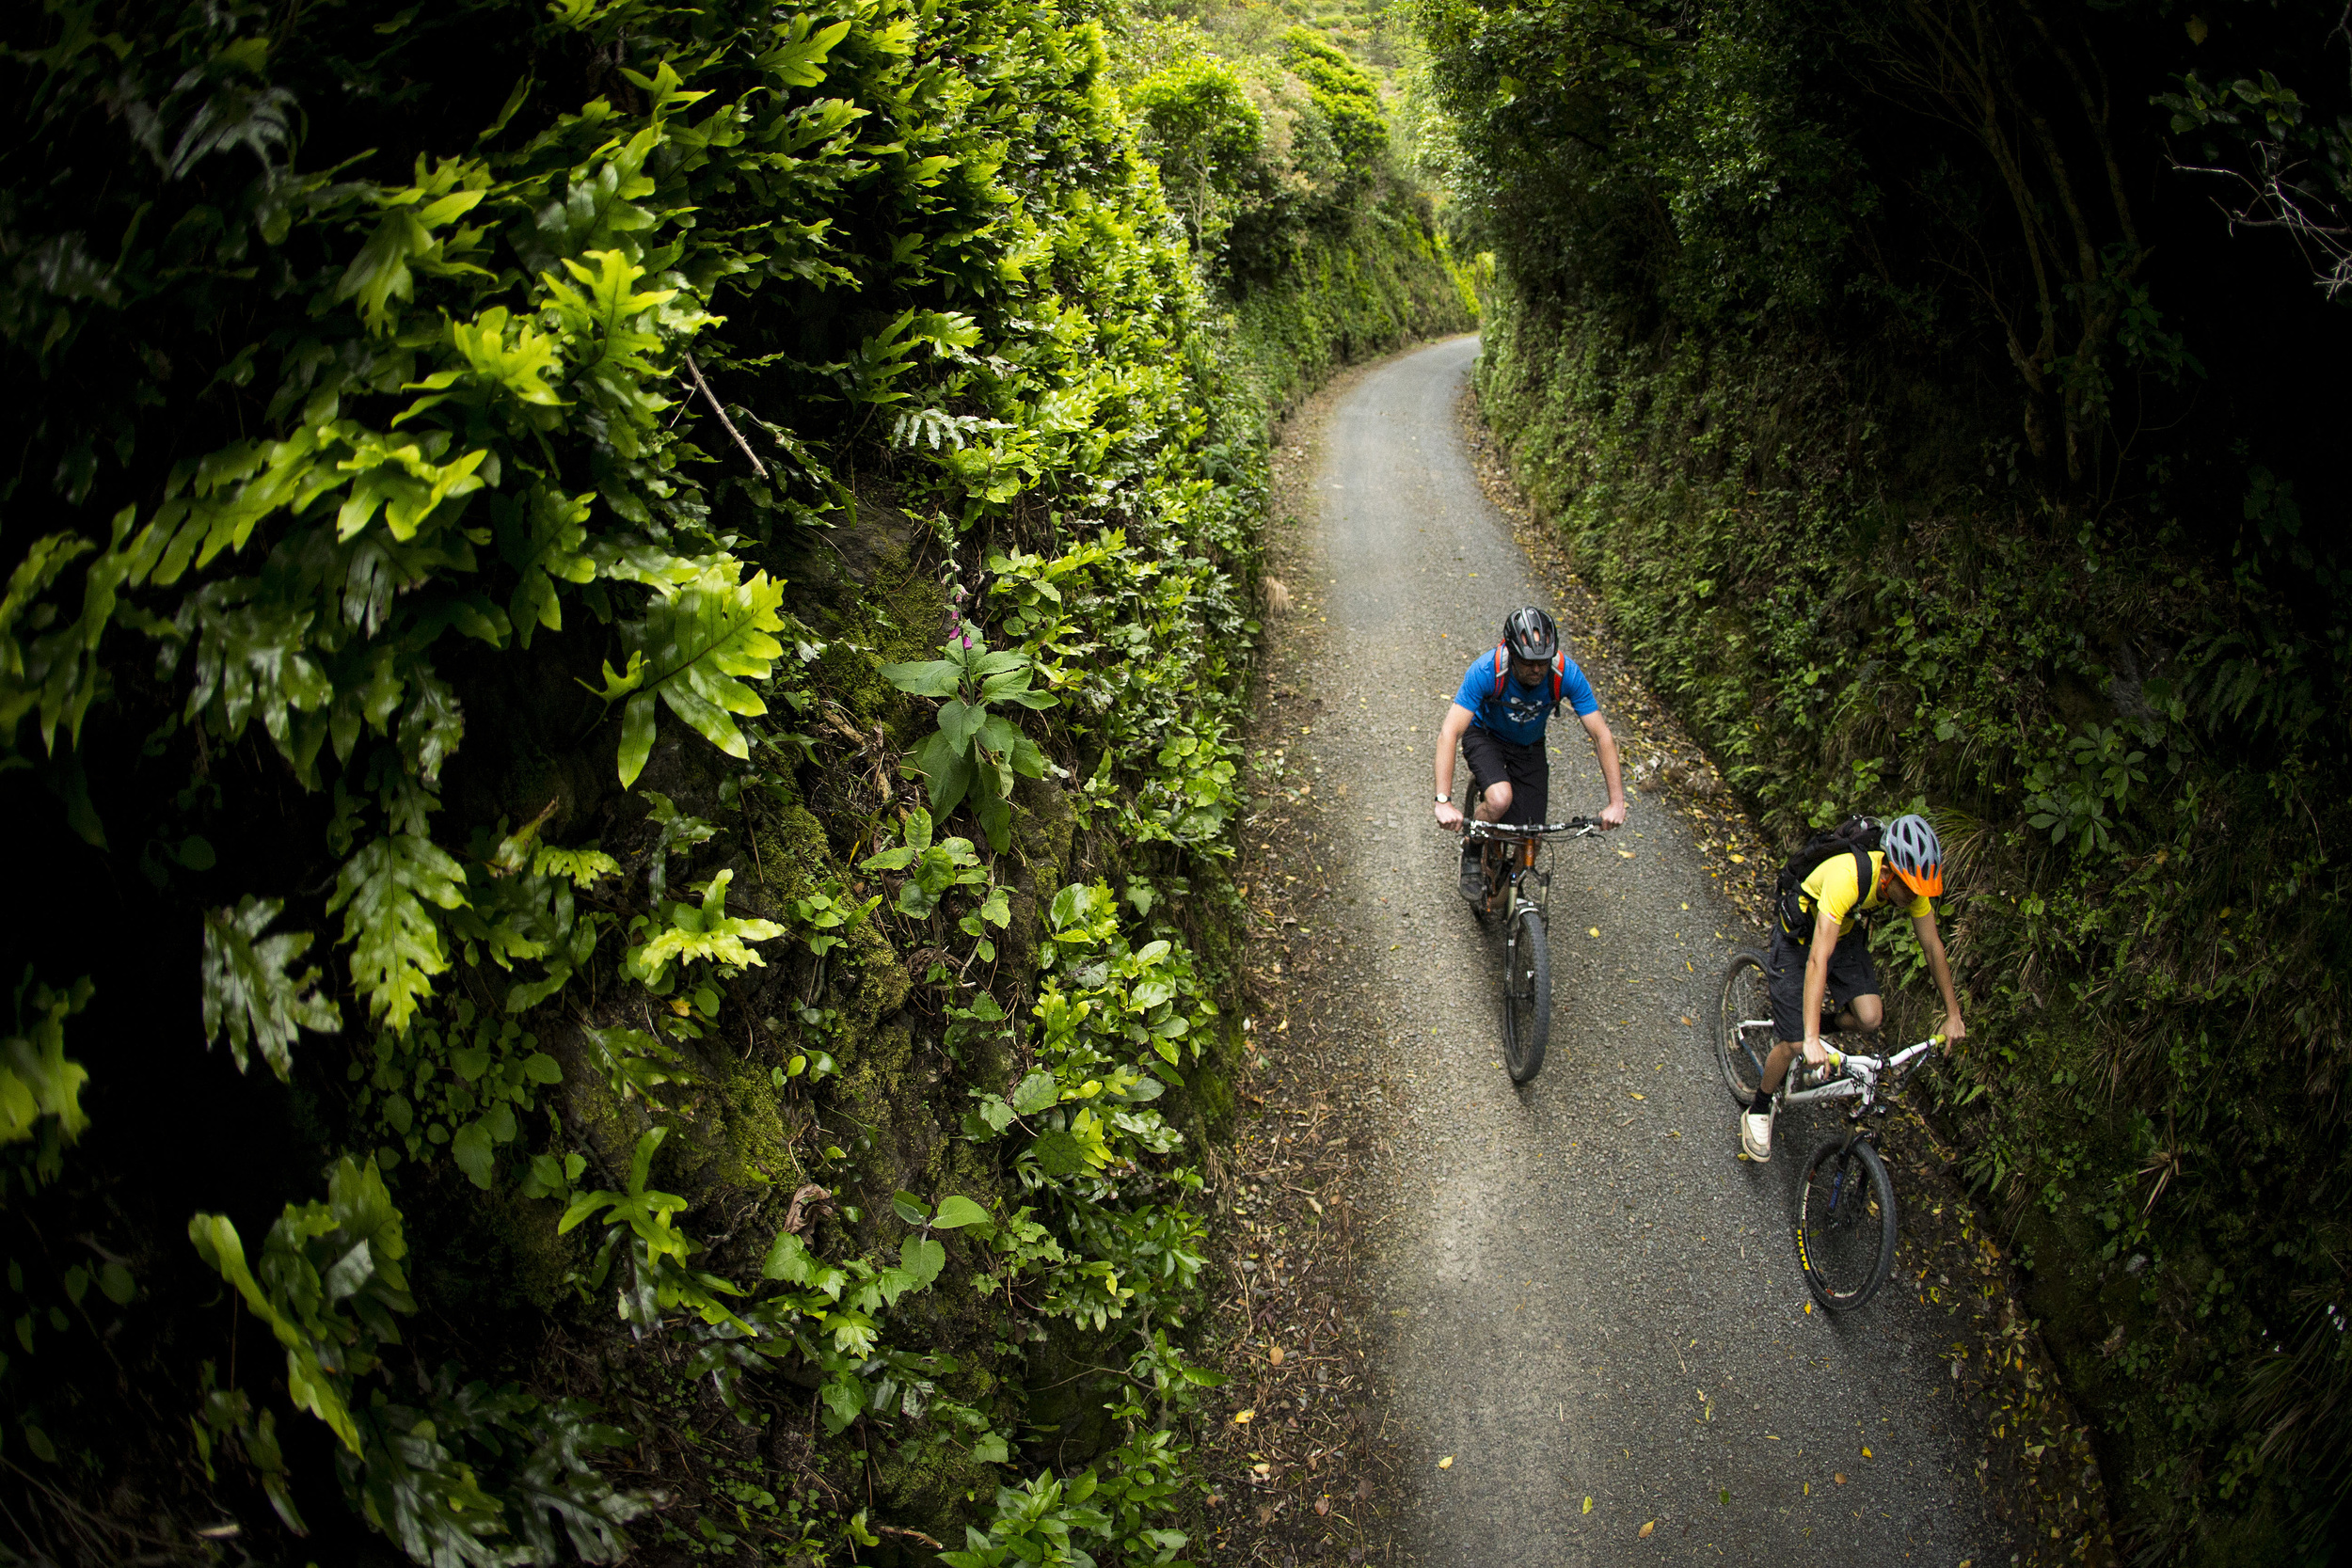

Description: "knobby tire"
1502 906 1549 1085
1714 948 1773 1104
1796 1136 1899 1313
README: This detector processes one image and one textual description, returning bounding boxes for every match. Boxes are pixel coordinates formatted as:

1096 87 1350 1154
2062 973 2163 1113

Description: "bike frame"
1460 817 1602 921
1742 1033 1942 1117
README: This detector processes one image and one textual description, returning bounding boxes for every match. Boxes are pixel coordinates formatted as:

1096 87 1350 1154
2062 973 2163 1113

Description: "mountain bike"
1458 816 1602 1085
1711 948 1942 1312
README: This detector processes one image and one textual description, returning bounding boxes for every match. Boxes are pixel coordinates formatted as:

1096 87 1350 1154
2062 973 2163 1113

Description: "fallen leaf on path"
1629 1092 1645 1101
1354 1479 1374 1501
1679 1016 1693 1025
1438 1456 1454 1469
1581 1497 1594 1514
1588 927 1600 938
1833 1473 1847 1484
1268 1346 1284 1365
1617 849 1635 859
1639 1520 1656 1538
1729 854 1746 863
1861 1445 1872 1458
1314 1497 1331 1517
1232 1409 1255 1424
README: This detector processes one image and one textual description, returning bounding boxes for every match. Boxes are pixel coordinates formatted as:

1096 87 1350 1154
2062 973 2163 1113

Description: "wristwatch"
1434 793 1451 803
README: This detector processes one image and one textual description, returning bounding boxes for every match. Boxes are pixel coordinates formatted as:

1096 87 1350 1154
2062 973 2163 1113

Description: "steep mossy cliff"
0 0 1464 1562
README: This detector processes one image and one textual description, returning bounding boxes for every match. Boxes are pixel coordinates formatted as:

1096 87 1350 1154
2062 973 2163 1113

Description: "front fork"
1482 838 1547 918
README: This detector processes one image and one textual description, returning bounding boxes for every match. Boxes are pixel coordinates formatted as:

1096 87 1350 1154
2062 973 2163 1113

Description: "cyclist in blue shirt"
1433 607 1628 899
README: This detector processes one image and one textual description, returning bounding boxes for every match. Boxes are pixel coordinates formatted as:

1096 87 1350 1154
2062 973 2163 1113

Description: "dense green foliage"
1116 0 1482 406
1417 0 2352 1557
0 0 1464 1560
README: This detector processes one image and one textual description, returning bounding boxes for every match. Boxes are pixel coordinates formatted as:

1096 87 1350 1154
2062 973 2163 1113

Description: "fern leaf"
328 835 469 1034
202 896 343 1080
614 565 787 786
0 975 93 1153
623 870 785 989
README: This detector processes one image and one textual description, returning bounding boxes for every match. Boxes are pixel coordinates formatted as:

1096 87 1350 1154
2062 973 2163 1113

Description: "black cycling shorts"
1764 923 1880 1043
1460 726 1548 826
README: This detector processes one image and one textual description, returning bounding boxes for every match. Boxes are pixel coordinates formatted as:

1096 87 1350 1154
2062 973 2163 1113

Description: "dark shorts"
1461 726 1548 826
1765 924 1881 1043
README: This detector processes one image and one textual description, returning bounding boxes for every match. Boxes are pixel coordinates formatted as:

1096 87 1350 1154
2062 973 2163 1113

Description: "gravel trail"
1270 335 2016 1564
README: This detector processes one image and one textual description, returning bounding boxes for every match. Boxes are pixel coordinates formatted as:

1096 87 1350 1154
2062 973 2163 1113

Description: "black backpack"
1774 816 1883 936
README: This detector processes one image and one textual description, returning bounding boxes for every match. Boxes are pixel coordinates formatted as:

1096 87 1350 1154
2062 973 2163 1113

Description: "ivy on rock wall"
1418 0 2352 1556
0 0 1461 1561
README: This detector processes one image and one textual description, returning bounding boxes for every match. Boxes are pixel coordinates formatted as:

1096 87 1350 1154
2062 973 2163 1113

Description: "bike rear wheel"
1502 905 1549 1084
1796 1135 1899 1313
1714 948 1775 1104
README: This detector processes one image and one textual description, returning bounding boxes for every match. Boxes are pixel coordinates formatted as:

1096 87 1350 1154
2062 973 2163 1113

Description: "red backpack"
1490 645 1567 713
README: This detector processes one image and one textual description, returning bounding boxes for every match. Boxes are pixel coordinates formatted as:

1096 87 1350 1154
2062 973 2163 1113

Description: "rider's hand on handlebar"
1800 1036 1832 1069
1939 1010 1967 1043
1434 800 1464 832
1599 800 1628 831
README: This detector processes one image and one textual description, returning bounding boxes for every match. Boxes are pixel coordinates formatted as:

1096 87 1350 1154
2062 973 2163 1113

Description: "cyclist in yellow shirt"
1740 815 1967 1161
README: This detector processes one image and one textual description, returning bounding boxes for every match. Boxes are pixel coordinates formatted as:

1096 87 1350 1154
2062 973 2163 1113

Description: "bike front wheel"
1501 905 1549 1085
1714 948 1775 1104
1795 1136 1899 1313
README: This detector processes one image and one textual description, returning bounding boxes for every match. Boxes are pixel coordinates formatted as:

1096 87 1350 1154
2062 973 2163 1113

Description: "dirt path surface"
1199 337 2025 1565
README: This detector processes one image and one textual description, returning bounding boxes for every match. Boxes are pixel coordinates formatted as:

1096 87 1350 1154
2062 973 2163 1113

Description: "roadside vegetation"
1411 0 2352 1557
0 0 1466 1562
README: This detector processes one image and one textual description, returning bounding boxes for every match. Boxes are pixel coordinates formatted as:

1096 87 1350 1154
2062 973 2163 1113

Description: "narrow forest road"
1229 336 2018 1565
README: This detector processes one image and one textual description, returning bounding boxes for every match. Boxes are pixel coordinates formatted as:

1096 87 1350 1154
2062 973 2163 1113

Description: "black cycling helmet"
1502 606 1558 663
1883 813 1944 897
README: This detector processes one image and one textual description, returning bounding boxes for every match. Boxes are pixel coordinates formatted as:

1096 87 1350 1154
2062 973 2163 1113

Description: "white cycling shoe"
1740 1107 1773 1162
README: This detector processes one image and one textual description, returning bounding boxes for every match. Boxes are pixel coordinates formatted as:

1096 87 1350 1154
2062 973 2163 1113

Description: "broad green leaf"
973 791 1011 854
900 1235 946 1290
878 658 962 698
890 1190 929 1226
1009 1070 1060 1116
913 728 975 816
1029 1127 1089 1178
202 897 343 1080
931 1196 991 1230
938 697 990 752
451 1120 496 1188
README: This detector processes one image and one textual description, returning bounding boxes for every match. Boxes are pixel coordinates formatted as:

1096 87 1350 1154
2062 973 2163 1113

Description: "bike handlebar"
1823 1034 1945 1081
1457 816 1602 839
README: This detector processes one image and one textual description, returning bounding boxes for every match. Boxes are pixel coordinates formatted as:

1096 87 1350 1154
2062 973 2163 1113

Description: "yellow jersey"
1798 848 1931 938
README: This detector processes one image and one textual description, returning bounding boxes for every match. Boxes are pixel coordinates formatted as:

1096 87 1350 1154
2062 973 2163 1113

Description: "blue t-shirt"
1452 649 1598 747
